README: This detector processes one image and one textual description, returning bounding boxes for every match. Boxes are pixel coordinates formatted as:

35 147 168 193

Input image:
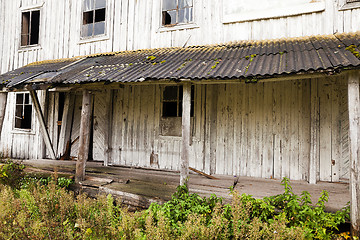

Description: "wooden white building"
0 0 360 234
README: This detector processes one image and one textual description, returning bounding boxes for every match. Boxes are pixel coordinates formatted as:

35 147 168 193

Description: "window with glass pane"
15 93 32 129
162 0 193 26
21 10 40 46
82 0 106 38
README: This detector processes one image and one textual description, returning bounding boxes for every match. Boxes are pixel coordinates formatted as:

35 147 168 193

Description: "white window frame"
12 92 35 134
339 0 360 11
159 0 199 32
19 4 43 49
80 0 108 40
160 85 195 137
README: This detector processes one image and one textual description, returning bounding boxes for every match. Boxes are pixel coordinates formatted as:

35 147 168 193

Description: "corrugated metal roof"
1 32 360 88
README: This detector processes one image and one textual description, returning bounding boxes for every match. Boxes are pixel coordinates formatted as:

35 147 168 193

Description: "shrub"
0 176 350 239
0 159 25 189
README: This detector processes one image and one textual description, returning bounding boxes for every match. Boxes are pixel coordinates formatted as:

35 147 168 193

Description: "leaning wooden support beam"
0 92 8 139
347 71 360 237
76 90 92 183
27 87 57 160
180 82 191 186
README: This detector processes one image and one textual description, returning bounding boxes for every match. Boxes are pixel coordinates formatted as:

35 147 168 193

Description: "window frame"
160 0 197 31
80 0 107 39
19 6 42 49
339 0 360 10
13 92 34 133
160 85 195 137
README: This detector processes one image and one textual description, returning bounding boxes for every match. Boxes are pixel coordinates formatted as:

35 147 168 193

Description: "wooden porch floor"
21 159 349 212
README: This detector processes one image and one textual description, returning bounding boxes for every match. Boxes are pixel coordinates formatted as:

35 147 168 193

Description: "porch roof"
1 31 360 89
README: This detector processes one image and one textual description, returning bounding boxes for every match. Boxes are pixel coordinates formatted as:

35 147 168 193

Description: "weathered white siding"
87 76 348 182
0 91 45 159
1 0 360 74
0 76 351 181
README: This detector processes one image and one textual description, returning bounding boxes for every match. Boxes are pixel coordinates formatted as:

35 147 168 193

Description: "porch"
22 159 350 212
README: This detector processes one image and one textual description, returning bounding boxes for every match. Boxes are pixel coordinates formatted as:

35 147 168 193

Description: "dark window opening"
346 0 360 2
21 10 40 46
162 85 194 117
82 0 106 38
15 93 32 129
162 0 193 26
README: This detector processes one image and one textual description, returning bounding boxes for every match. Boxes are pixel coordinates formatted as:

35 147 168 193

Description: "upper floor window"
21 10 40 46
15 93 32 130
82 0 106 38
162 0 193 26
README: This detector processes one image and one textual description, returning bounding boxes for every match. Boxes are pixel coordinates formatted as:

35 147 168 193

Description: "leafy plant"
0 159 25 189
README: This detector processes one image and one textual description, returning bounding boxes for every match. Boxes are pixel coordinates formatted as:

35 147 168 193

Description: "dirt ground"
19 159 349 212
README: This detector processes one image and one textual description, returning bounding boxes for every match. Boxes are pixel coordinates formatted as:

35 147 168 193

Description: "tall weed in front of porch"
0 162 350 240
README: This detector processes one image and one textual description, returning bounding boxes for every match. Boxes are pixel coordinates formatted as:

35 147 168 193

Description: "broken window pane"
167 10 177 25
162 0 193 26
179 0 192 8
163 0 177 10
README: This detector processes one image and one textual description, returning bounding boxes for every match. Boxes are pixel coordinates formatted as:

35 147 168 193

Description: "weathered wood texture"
28 87 56 159
101 77 349 182
0 77 351 182
347 72 360 236
0 91 45 159
180 82 191 185
57 93 75 158
1 0 360 74
76 90 92 182
0 93 7 139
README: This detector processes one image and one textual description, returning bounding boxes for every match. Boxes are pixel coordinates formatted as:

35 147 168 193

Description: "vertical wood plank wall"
0 76 351 182
106 77 349 182
0 90 46 160
1 0 360 75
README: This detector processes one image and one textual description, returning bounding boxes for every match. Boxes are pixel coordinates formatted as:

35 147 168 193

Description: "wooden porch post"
76 90 92 183
180 82 191 186
309 79 319 184
27 87 57 160
347 71 360 237
104 89 114 166
0 92 7 139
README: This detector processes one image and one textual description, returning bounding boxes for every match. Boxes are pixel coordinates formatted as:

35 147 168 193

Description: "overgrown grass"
0 160 351 239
